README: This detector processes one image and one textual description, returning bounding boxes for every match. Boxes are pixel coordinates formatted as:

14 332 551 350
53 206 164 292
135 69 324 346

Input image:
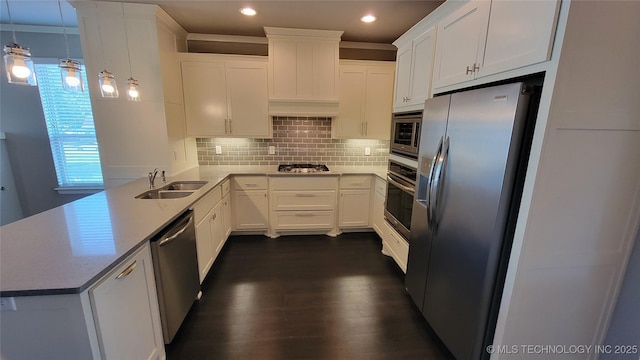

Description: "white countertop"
0 165 386 296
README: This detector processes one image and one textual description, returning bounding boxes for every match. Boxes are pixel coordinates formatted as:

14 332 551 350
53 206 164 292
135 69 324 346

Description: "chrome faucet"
148 169 158 188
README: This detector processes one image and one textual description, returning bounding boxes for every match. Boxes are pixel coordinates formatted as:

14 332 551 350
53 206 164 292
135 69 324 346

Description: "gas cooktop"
277 164 330 173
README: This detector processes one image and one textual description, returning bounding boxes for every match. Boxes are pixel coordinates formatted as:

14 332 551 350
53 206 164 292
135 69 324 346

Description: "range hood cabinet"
265 27 343 116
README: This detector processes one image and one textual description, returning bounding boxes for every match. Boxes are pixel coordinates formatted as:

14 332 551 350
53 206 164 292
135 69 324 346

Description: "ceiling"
1 0 445 44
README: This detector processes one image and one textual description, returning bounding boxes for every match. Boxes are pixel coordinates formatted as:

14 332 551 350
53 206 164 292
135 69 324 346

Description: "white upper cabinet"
393 26 437 111
182 61 228 136
432 0 491 89
265 27 342 101
265 27 343 116
336 61 395 140
433 0 560 90
478 0 560 78
181 55 271 138
226 61 270 137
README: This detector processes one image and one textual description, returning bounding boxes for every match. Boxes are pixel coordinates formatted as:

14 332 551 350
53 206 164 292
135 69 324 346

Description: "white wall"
601 228 640 360
493 1 640 358
0 29 87 221
73 2 196 188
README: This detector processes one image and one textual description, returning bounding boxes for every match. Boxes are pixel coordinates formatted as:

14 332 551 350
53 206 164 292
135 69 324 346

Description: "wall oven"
391 111 422 158
384 160 417 241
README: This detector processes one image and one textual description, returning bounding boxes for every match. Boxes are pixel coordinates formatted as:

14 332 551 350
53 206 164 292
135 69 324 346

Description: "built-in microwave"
390 111 422 158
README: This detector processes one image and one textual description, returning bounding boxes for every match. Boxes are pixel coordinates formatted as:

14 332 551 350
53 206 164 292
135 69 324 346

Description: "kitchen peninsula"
0 165 386 358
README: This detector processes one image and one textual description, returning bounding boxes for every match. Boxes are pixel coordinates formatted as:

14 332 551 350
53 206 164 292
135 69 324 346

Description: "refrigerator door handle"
426 137 444 229
429 136 450 234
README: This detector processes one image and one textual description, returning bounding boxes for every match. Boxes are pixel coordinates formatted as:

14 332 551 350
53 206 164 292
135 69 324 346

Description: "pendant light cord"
56 0 70 59
5 0 18 43
96 2 107 70
121 2 133 77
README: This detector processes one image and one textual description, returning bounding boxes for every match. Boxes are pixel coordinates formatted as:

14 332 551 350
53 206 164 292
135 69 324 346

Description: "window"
35 62 103 190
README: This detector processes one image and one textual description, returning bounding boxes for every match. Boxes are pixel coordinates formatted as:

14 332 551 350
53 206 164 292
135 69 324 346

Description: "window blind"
35 63 103 187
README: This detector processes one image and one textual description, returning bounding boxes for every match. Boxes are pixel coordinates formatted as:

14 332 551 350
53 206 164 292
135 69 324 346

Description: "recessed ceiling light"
240 7 257 16
361 14 376 23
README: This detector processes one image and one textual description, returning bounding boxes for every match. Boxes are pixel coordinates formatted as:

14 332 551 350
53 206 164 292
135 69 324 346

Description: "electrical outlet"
364 147 371 156
215 145 222 155
268 146 276 155
0 297 17 311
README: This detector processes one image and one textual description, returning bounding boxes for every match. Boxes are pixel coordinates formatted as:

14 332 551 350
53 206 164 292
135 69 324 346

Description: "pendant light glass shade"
99 70 118 98
126 77 141 102
59 59 83 92
3 43 37 86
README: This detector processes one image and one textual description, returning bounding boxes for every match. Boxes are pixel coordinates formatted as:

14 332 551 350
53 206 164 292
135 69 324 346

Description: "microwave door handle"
386 176 415 195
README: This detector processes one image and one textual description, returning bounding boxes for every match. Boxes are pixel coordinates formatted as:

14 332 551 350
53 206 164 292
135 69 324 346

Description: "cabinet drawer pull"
466 65 473 75
115 261 137 280
295 213 315 217
295 193 315 197
473 63 480 72
244 183 258 187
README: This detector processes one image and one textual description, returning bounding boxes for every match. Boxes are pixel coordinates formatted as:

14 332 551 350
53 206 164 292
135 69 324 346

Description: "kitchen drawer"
271 190 336 211
374 177 386 195
233 176 268 190
269 176 338 190
272 211 335 230
193 186 222 223
221 179 231 196
340 175 372 189
385 224 409 273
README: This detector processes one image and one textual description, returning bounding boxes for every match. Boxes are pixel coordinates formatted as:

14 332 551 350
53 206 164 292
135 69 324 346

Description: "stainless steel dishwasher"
150 211 200 344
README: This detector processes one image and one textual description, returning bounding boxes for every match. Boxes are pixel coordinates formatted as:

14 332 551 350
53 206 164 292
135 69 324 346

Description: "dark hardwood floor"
166 232 453 360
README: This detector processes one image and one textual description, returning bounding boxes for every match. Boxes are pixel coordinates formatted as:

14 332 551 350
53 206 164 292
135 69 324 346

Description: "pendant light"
96 3 118 98
57 0 83 92
3 0 36 86
121 3 140 101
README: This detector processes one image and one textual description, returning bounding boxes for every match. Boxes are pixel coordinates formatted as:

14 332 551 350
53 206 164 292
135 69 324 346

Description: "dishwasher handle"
158 216 193 247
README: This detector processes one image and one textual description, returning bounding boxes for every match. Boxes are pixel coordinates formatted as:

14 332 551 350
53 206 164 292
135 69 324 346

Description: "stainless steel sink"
162 181 208 191
135 190 194 199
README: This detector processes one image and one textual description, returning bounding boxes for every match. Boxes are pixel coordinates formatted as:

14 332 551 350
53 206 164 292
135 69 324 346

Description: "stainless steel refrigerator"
405 82 539 360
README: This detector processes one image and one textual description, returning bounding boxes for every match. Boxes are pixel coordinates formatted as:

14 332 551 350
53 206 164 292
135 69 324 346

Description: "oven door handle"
387 175 415 195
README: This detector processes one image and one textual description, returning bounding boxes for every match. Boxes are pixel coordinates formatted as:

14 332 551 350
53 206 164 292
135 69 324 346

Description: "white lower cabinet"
269 176 338 235
372 177 387 237
210 201 224 256
271 211 336 230
221 192 232 239
193 186 223 283
338 175 372 228
89 244 165 360
233 176 269 230
383 223 409 273
0 243 166 359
